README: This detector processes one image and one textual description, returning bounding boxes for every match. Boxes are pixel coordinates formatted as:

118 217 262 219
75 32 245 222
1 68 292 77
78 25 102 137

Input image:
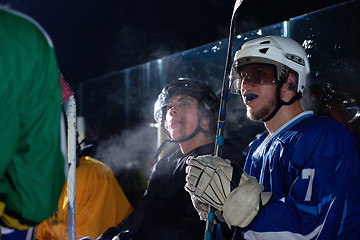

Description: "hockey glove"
185 155 272 228
190 195 225 223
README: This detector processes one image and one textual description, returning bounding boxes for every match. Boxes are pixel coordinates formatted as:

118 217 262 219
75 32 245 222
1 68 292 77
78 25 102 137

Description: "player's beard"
246 97 277 121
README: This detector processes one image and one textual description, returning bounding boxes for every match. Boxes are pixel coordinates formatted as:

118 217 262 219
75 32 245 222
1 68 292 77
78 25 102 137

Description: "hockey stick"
64 95 77 240
204 0 244 239
61 74 77 240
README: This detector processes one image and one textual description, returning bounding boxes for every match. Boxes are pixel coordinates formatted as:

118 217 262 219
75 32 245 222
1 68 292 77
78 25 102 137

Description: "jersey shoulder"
0 8 53 48
77 156 115 181
294 115 356 143
281 115 358 166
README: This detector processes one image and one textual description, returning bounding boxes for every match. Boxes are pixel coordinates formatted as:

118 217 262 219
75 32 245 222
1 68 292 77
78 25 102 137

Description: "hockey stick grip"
205 206 216 240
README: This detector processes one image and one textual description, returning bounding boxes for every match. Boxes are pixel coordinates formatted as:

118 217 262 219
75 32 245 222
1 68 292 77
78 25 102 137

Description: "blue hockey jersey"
239 111 360 239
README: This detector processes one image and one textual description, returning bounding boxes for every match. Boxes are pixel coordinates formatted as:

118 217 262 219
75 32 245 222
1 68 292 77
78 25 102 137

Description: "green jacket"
0 8 65 228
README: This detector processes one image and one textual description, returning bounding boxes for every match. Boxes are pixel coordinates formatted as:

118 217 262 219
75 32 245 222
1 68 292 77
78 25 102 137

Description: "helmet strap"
163 110 208 143
261 77 302 122
153 120 206 159
170 124 203 143
153 121 204 159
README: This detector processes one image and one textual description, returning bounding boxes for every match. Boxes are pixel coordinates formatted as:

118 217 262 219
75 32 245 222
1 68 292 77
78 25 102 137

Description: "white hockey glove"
185 155 272 228
190 195 225 223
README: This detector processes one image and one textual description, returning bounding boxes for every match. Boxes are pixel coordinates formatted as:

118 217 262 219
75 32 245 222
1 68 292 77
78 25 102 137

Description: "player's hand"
190 195 225 223
185 155 272 227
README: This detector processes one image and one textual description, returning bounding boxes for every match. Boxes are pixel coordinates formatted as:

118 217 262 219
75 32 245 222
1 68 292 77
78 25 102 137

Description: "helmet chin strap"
154 112 209 159
169 110 208 143
261 79 302 122
152 125 204 160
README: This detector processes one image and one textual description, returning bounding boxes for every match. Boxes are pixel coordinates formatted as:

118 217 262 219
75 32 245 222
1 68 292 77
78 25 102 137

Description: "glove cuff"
260 192 272 205
222 173 271 228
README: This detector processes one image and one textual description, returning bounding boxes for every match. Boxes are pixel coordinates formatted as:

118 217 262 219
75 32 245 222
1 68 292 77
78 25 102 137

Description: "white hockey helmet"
231 35 310 95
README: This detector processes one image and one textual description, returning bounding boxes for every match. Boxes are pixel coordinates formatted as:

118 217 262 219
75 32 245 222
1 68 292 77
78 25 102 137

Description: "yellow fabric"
36 156 133 239
1 213 32 230
0 201 5 216
1 200 33 230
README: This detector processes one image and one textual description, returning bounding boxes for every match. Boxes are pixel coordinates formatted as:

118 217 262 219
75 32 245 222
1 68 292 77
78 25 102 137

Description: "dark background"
0 0 349 88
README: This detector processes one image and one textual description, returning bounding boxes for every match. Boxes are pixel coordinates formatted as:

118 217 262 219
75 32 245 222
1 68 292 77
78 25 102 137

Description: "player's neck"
265 101 304 134
179 133 213 155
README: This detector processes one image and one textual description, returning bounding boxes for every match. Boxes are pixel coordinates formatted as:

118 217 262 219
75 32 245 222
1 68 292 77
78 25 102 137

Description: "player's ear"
281 72 298 101
200 112 211 131
287 72 297 91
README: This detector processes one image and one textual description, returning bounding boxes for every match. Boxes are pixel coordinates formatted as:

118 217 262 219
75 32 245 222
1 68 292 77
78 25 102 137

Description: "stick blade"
233 0 244 17
60 72 74 103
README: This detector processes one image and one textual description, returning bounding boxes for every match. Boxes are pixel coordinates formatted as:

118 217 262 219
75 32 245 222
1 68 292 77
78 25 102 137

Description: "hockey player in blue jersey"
184 35 360 239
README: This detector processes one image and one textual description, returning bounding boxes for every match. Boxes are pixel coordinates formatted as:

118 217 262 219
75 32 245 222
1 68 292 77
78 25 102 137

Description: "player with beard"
185 36 360 239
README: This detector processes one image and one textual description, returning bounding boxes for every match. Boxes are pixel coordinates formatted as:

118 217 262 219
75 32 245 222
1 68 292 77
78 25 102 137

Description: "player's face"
239 64 278 121
165 95 200 141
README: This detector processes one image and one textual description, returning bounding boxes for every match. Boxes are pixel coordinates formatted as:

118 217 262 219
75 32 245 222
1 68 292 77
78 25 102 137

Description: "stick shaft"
204 1 243 239
214 0 242 156
64 95 77 240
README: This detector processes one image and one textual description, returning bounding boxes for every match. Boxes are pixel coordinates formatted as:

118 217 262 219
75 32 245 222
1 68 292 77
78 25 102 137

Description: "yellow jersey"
37 156 133 239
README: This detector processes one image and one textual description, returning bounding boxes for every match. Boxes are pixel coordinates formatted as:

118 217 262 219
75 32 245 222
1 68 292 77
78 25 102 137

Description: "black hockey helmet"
154 78 219 138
